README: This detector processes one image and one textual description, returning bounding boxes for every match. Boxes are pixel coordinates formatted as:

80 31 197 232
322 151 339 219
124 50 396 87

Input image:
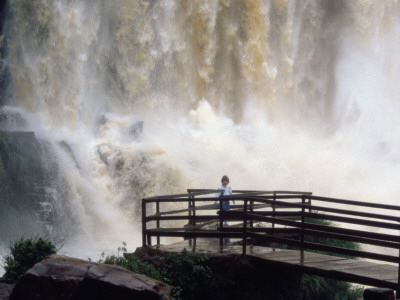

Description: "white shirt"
218 185 232 196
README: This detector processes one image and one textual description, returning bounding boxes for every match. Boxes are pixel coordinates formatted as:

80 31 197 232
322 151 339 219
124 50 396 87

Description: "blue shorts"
222 200 230 211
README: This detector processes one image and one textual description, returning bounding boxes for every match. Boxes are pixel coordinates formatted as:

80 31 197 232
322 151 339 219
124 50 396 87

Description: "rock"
133 247 167 268
10 254 172 300
0 283 15 300
0 109 27 131
0 130 55 238
363 288 395 300
59 140 80 169
129 121 143 139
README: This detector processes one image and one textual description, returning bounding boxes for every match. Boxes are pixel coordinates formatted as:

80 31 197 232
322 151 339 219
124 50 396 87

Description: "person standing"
218 175 233 211
218 175 234 249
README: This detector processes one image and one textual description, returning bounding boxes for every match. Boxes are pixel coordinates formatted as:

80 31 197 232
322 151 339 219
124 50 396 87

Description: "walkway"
142 190 400 293
155 239 399 290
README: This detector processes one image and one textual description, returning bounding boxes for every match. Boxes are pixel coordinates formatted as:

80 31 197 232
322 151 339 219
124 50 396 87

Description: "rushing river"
1 0 400 259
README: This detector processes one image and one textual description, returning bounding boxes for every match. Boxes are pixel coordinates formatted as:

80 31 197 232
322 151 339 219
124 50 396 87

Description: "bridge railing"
142 189 311 247
142 190 400 285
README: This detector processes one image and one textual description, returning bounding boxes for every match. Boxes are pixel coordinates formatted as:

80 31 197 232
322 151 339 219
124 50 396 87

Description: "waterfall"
1 0 400 259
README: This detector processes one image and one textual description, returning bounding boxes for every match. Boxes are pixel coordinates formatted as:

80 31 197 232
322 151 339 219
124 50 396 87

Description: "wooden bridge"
142 190 400 296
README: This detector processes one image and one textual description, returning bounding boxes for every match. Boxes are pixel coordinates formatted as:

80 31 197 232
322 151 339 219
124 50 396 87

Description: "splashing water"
1 0 400 258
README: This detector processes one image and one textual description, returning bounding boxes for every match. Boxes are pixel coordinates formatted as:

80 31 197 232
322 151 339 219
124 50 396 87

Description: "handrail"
142 189 400 291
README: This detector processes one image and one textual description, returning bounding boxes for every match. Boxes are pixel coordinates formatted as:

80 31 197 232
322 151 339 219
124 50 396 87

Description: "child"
218 175 234 248
218 175 233 211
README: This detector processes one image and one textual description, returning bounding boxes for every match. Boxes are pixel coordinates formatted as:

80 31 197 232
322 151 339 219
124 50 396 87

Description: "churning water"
1 0 400 258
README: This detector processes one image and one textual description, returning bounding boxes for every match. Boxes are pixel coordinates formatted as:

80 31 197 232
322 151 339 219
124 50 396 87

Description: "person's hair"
221 175 229 183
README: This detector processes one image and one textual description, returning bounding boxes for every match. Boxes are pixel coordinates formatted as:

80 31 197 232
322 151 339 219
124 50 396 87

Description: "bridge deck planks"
154 239 399 290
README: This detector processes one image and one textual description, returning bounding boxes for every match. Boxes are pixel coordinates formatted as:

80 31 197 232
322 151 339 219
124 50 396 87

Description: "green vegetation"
96 218 364 300
0 235 363 299
100 243 359 300
1 236 57 283
300 217 363 299
98 242 162 281
304 217 362 253
301 274 363 300
99 244 216 300
162 248 217 300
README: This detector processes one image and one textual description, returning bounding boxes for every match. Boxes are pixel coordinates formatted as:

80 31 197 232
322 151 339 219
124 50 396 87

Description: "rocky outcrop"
10 254 172 300
0 131 45 211
0 283 15 300
0 130 53 239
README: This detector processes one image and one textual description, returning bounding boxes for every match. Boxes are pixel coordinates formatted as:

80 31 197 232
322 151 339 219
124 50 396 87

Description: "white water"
2 0 400 259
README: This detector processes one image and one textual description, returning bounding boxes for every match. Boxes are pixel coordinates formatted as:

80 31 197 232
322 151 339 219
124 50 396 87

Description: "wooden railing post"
301 195 305 254
243 199 248 255
156 201 160 245
272 192 276 229
219 196 223 251
188 194 193 247
397 227 400 297
142 199 146 247
192 194 197 247
250 198 254 228
188 196 192 226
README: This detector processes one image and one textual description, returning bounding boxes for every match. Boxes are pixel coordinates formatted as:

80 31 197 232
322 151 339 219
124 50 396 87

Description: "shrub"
301 217 363 300
98 242 162 281
99 245 216 300
301 274 363 300
162 248 217 300
1 236 57 283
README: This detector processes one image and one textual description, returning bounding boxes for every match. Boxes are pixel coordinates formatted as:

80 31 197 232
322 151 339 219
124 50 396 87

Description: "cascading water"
1 0 400 261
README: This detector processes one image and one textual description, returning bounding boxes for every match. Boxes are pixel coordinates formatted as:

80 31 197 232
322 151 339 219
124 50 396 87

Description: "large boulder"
0 283 15 300
10 254 172 300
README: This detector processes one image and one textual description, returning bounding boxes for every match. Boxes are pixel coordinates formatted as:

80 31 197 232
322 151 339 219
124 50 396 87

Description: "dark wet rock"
97 114 108 126
0 130 58 238
0 131 45 212
129 121 143 139
97 144 109 166
0 283 15 300
363 288 395 300
0 110 26 131
10 254 172 300
133 247 167 269
59 140 80 169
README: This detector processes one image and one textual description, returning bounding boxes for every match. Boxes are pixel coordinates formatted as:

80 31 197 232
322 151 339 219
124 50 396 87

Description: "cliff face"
0 130 51 240
1 131 44 208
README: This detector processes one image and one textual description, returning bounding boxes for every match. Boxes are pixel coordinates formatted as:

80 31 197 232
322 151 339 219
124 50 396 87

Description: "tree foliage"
1 236 57 283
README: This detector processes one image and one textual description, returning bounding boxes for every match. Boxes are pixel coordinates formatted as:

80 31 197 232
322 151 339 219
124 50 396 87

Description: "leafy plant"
300 217 363 300
1 236 57 283
304 217 362 255
301 274 363 300
162 248 217 300
98 245 217 300
98 242 162 281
